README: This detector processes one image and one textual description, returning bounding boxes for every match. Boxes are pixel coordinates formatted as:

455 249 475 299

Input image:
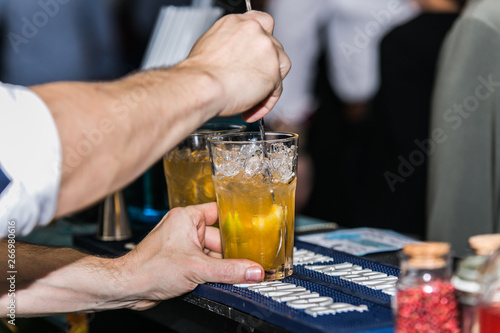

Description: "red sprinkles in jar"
395 243 460 333
396 278 460 332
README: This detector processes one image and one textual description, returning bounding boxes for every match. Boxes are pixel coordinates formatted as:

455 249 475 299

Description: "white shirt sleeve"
327 0 420 103
265 0 420 127
0 83 62 237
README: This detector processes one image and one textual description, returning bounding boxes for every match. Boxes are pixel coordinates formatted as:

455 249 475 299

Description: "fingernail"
245 267 263 282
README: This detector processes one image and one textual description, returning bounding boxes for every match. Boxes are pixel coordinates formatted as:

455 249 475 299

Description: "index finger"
184 202 219 227
205 226 222 252
243 10 275 35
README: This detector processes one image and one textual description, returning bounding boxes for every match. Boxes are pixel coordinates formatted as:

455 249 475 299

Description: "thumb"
200 257 264 284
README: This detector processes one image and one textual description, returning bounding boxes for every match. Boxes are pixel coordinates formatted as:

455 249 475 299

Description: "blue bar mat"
194 240 399 333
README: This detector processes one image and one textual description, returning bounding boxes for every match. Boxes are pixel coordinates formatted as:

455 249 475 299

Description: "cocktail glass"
208 132 299 281
163 123 246 214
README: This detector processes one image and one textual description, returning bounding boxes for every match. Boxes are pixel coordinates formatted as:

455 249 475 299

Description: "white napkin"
141 4 223 70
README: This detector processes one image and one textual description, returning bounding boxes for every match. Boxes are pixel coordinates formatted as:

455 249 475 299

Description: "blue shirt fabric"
0 165 10 196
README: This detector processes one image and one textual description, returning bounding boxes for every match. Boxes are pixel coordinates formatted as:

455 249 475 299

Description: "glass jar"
394 242 460 333
452 234 500 333
479 245 500 333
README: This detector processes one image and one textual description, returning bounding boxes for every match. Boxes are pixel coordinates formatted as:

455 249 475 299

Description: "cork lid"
469 234 500 256
402 242 450 269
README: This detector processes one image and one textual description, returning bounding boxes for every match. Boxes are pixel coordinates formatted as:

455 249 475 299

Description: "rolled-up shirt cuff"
0 83 62 237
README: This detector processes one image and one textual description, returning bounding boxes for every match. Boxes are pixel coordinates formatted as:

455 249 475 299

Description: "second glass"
208 132 299 281
163 123 246 212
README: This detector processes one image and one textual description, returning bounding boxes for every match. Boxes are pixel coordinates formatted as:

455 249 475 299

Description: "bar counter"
71 217 401 333
16 215 403 332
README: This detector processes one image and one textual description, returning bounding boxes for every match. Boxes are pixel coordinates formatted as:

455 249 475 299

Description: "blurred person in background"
264 0 419 127
426 0 500 257
263 0 418 222
361 0 465 239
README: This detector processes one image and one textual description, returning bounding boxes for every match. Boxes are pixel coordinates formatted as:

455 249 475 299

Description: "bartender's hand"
0 203 263 316
118 203 264 310
180 11 291 122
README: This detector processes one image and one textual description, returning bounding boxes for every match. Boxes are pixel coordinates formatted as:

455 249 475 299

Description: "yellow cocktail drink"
163 123 245 224
209 132 299 281
214 176 296 280
164 149 214 208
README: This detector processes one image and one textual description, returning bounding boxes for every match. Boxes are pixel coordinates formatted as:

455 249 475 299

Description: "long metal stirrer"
246 0 268 164
246 0 280 265
245 0 274 199
245 0 266 143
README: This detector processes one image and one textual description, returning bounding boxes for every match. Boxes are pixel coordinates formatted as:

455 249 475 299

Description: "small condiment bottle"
452 234 500 333
479 245 500 332
394 242 460 333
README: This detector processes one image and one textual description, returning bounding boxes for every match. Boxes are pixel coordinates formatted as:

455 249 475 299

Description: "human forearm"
32 68 221 216
0 204 264 316
0 241 134 316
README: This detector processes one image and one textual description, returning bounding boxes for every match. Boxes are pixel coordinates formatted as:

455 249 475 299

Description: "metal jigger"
97 191 132 241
